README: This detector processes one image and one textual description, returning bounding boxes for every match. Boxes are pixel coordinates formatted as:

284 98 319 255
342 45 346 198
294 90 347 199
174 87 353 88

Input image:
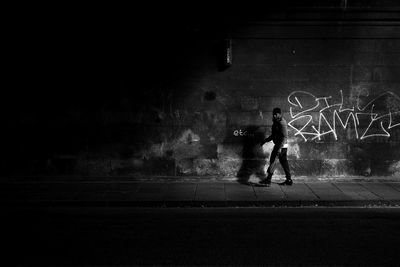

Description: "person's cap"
273 107 282 114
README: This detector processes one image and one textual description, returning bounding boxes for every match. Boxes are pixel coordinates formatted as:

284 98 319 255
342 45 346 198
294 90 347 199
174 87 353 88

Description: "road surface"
3 207 400 266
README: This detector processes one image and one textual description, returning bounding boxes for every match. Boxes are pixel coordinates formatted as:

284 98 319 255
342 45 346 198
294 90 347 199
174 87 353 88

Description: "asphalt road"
3 207 400 266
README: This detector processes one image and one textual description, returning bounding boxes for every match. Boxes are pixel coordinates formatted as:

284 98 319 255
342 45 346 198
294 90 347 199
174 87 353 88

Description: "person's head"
272 107 282 121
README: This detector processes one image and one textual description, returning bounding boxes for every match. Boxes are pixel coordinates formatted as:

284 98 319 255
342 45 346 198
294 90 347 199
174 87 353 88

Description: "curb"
0 176 399 183
3 200 400 208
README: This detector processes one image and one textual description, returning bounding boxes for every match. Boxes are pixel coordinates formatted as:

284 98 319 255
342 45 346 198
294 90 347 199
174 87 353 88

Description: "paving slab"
163 183 197 201
334 183 382 200
103 191 145 202
10 191 79 202
307 183 352 201
280 182 319 201
75 182 135 193
387 183 400 193
359 183 400 200
19 182 82 193
131 183 167 201
224 183 256 201
253 183 286 201
195 183 225 202
110 183 141 193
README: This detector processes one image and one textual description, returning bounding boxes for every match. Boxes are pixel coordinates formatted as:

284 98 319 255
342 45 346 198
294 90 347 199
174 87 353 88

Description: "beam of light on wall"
225 38 232 67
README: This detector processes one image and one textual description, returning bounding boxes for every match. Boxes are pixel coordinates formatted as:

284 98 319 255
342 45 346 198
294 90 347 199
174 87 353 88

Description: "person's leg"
267 147 279 177
278 148 293 185
260 147 278 186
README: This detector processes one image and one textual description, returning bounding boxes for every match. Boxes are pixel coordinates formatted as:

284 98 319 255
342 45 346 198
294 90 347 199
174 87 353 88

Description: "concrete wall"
6 2 400 178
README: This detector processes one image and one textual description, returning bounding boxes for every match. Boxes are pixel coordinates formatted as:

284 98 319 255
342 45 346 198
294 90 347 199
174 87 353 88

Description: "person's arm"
261 125 275 146
276 120 288 152
260 134 272 146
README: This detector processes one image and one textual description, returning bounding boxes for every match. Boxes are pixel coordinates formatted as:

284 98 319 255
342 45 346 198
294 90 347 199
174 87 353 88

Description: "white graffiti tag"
287 90 400 141
233 129 248 136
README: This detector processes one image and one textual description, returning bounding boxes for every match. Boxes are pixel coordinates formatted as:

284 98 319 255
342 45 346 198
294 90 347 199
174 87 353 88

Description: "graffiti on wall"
233 129 248 136
288 90 400 141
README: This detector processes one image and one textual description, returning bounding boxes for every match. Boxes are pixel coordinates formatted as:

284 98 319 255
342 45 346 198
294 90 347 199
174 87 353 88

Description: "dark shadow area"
236 125 267 185
5 207 400 266
3 5 231 177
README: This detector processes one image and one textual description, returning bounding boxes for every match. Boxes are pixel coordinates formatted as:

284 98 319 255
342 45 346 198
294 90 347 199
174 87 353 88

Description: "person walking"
259 107 292 187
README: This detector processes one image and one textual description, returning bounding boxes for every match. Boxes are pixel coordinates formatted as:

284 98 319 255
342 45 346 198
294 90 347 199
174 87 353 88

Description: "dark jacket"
262 117 288 149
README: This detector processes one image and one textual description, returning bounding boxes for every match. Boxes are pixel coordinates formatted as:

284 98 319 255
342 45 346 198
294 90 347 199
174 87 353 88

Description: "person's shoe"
259 179 271 187
278 179 293 186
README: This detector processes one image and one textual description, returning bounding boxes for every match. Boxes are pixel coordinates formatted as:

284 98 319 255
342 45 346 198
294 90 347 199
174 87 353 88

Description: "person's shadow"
236 125 267 186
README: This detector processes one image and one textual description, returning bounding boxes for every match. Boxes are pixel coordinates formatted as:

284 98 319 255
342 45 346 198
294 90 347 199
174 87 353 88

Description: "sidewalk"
1 179 400 207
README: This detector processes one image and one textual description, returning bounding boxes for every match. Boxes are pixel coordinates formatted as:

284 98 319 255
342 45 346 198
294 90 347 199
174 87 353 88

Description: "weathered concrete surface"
5 2 400 180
